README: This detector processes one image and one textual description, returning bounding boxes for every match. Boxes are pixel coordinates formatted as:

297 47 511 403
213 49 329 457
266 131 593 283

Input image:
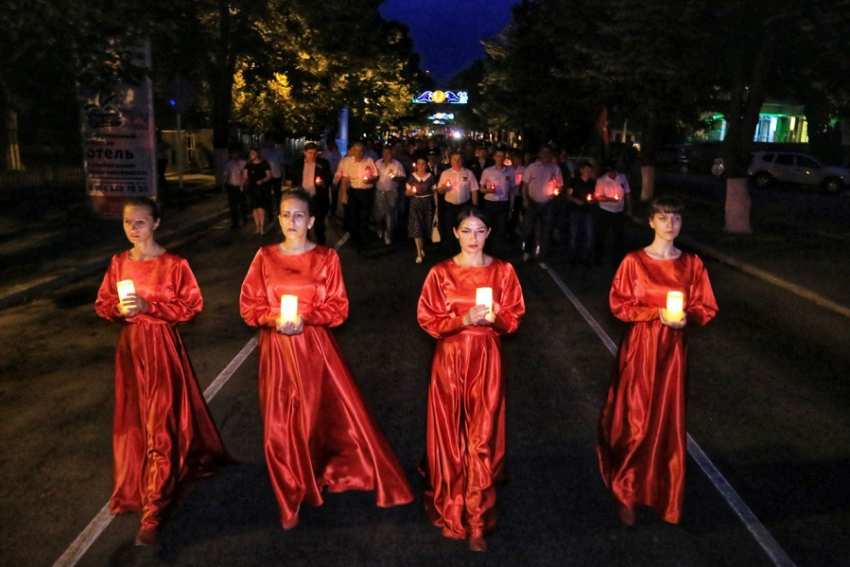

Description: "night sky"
380 0 518 84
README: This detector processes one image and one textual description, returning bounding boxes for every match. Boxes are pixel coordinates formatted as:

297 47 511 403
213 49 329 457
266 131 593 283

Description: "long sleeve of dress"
300 251 348 327
685 256 718 326
610 256 662 323
95 257 123 322
240 249 277 328
144 260 203 324
417 268 466 339
492 263 524 334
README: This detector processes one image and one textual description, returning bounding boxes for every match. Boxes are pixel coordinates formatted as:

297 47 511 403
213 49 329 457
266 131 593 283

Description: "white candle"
476 287 493 320
666 291 684 322
117 280 135 313
280 294 299 323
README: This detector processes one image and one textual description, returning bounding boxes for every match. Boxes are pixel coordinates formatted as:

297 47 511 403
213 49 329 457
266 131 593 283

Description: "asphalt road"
1 193 848 566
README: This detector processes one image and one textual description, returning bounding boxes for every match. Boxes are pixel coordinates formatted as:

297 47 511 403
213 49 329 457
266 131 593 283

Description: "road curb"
0 209 229 312
677 235 850 320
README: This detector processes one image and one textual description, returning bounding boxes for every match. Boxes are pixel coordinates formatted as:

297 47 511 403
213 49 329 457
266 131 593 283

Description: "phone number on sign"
89 183 149 194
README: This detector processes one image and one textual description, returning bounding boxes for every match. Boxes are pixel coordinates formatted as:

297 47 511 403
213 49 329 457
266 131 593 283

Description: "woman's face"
415 158 428 173
123 205 159 245
454 215 490 253
278 197 314 239
649 211 682 242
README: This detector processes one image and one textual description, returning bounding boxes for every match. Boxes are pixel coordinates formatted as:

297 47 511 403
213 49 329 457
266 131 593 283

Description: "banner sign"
79 42 157 218
412 90 468 104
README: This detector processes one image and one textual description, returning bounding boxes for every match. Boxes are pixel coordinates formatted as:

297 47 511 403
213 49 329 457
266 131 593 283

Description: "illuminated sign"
428 113 455 121
413 90 468 104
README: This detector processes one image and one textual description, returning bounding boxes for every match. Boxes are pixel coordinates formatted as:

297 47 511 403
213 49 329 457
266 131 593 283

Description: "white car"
747 151 849 193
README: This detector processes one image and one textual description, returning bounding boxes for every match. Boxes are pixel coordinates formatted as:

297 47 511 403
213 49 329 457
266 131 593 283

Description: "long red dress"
417 258 525 539
598 250 718 523
239 245 413 528
95 251 231 531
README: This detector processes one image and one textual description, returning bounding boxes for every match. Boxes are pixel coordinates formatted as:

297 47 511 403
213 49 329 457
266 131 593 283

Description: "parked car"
675 142 721 174
748 151 849 193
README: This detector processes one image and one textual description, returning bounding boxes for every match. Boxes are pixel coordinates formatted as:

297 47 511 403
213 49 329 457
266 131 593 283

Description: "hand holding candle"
665 291 684 323
475 287 495 323
117 280 136 315
277 294 302 334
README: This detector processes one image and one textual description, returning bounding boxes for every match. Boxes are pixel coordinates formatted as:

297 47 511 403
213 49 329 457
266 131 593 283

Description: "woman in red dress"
239 189 413 529
95 197 231 546
598 196 718 526
417 207 525 552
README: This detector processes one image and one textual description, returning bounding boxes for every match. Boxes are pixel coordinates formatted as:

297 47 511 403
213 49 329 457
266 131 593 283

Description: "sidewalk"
0 174 227 310
0 172 848 319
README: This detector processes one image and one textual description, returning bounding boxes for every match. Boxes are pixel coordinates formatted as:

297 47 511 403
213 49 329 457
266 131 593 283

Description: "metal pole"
176 112 184 210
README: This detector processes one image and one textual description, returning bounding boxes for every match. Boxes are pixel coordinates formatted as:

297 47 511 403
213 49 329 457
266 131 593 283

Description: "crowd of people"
94 134 717 553
221 135 635 271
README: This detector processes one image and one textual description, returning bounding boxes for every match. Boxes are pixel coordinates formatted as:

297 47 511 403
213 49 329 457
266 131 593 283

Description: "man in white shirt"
520 145 563 269
437 151 479 254
220 147 247 229
479 146 516 258
593 161 632 265
374 145 407 244
338 141 379 251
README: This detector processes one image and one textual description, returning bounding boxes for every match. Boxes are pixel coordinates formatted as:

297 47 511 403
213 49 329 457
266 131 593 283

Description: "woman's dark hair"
124 196 161 222
454 206 490 229
280 188 314 217
649 196 685 217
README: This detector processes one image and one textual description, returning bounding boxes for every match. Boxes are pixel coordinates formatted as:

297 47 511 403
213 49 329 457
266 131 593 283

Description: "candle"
666 291 684 322
446 180 452 188
280 294 299 324
476 287 493 321
315 176 322 185
117 279 135 313
553 187 560 196
586 193 593 202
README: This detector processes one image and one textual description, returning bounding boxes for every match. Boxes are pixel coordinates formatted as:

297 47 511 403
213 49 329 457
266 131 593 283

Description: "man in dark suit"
466 143 495 183
290 142 334 244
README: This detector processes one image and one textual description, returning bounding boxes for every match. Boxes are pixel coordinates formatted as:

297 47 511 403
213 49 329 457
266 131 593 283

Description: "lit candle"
666 291 684 322
614 193 620 201
553 187 560 196
315 176 322 185
117 279 135 313
476 287 493 321
280 294 299 324
586 193 593 202
446 180 452 188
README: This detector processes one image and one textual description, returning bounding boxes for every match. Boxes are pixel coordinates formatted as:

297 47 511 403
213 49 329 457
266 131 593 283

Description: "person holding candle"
566 161 598 266
338 141 378 252
479 146 517 259
436 151 480 256
95 197 231 546
597 196 718 526
240 189 414 529
593 160 632 266
520 145 563 270
290 142 333 245
375 145 407 245
406 156 438 263
417 208 525 551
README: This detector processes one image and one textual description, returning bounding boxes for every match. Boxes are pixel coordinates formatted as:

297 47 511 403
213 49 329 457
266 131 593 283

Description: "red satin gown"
598 250 718 523
417 258 525 539
95 251 231 531
239 245 413 528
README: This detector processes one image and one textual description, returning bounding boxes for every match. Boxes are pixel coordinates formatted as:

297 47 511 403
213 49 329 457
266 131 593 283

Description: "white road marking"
53 233 350 566
545 268 797 567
